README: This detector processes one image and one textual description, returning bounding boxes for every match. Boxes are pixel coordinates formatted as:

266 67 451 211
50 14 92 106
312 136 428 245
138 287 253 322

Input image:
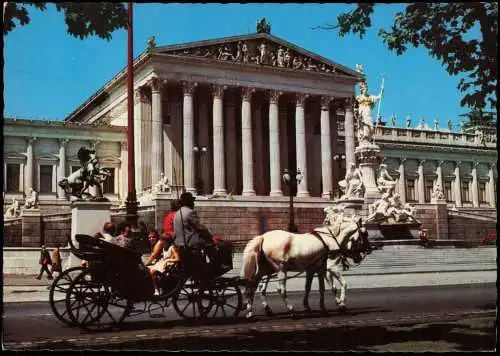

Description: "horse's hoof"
320 308 330 316
246 313 255 321
338 305 347 313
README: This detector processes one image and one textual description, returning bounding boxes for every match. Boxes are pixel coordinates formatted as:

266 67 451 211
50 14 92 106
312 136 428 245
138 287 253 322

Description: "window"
444 181 453 202
6 164 20 192
461 181 470 203
163 114 171 125
479 182 487 203
39 165 53 193
406 179 416 202
102 168 115 194
424 180 434 202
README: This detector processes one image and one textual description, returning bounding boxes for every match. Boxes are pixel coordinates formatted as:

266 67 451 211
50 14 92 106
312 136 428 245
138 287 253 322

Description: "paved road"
2 283 496 351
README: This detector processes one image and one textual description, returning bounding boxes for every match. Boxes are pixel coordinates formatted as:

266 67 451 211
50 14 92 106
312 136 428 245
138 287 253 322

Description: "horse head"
339 217 372 264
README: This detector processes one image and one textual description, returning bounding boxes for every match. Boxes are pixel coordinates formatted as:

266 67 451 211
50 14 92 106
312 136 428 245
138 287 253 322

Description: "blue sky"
4 3 477 130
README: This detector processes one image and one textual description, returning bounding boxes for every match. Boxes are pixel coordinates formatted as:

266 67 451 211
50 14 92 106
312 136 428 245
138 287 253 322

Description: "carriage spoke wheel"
49 266 86 326
206 280 243 319
172 278 213 320
66 271 131 331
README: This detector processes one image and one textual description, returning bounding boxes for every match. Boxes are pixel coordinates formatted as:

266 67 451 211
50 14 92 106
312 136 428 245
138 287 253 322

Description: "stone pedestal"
366 221 422 241
355 144 382 199
65 201 113 269
335 198 365 219
21 209 42 247
433 199 448 240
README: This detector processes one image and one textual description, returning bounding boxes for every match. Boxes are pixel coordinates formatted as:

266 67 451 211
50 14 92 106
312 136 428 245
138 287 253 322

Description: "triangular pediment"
152 33 361 78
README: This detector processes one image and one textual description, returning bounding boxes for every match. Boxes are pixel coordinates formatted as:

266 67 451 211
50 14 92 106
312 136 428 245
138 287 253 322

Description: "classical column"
454 161 462 207
212 84 227 196
398 158 407 204
134 87 148 192
295 93 310 197
57 138 69 199
435 160 444 189
25 137 36 193
471 161 479 207
241 87 256 196
417 159 425 203
120 141 128 201
488 163 496 208
320 96 333 198
268 90 283 196
344 98 356 168
149 76 166 187
182 81 197 194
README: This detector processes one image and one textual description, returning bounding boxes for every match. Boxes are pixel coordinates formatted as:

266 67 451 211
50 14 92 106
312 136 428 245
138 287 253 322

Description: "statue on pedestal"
58 146 111 201
23 187 39 209
153 172 171 193
4 198 21 219
377 164 396 194
355 80 382 146
338 163 365 199
431 183 445 201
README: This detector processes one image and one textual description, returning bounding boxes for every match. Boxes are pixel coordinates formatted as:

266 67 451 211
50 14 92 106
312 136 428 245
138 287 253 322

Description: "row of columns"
140 78 355 198
396 158 496 208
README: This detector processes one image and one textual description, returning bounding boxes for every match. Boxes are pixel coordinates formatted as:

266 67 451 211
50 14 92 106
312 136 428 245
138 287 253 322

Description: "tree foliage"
3 2 128 40
317 3 497 111
459 108 497 129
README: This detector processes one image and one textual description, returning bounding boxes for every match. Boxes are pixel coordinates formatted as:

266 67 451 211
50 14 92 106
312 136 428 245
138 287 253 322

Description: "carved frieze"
168 39 340 74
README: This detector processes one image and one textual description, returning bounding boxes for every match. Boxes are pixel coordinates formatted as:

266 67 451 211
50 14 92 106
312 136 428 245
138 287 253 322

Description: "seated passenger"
147 240 181 296
173 192 213 249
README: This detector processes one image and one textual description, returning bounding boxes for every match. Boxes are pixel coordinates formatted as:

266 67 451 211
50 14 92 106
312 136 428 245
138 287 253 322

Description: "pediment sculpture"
167 38 341 74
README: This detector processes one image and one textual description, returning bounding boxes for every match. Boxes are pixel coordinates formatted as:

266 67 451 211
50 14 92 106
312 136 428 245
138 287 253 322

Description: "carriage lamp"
282 168 302 233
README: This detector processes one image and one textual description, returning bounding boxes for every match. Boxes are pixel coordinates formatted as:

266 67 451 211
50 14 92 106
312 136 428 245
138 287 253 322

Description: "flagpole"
126 2 138 229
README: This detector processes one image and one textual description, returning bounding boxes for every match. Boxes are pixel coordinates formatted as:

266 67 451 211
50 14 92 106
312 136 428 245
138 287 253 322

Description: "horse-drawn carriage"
49 234 242 331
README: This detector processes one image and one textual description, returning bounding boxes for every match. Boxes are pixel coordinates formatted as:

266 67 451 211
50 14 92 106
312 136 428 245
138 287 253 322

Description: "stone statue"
377 164 396 194
276 46 285 67
147 36 156 50
387 193 418 223
4 198 21 219
447 119 453 131
406 115 411 128
283 48 292 68
256 18 271 34
366 192 392 222
434 119 439 131
355 80 381 145
58 146 111 201
23 187 39 209
355 64 364 74
391 114 397 127
338 163 364 199
292 56 303 70
153 172 171 193
258 42 270 64
431 183 445 201
418 116 426 130
217 45 234 61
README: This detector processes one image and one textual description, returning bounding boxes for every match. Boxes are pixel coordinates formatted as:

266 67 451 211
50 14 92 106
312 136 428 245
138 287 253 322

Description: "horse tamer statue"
58 147 110 201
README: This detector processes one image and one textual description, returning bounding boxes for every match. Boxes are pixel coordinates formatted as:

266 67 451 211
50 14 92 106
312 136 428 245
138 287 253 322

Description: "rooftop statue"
406 115 411 128
23 187 39 209
338 163 365 199
447 119 453 131
256 18 271 34
4 198 21 219
391 114 397 127
58 146 111 201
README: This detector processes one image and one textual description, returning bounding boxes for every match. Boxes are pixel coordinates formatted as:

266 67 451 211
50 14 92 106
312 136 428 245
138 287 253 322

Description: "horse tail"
241 234 264 281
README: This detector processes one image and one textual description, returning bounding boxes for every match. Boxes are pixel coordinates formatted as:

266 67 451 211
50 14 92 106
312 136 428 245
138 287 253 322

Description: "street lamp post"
282 168 303 233
194 145 208 195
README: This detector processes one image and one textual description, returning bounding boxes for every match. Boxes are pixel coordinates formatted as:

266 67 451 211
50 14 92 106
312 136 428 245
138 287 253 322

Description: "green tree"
459 108 497 129
3 2 128 40
317 3 497 111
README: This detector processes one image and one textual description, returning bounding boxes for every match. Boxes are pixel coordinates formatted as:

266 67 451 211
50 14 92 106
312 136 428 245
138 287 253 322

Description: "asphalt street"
2 283 496 351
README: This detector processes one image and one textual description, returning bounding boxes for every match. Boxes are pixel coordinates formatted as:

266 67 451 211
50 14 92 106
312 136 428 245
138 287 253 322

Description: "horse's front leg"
317 268 328 315
276 271 294 317
243 282 257 319
328 268 347 311
259 275 274 317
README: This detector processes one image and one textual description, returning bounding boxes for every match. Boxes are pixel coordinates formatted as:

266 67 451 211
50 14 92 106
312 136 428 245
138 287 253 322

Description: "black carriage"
49 234 242 331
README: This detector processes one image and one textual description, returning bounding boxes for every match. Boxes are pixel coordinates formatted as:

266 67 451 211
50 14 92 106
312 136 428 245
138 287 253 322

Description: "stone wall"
448 213 497 245
42 213 72 247
3 219 23 247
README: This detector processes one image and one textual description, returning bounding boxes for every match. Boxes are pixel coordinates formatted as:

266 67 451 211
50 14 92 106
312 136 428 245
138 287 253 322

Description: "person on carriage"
173 192 214 250
146 237 181 296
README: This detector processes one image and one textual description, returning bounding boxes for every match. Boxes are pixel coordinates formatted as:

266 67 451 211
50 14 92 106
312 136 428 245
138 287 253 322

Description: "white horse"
240 217 371 319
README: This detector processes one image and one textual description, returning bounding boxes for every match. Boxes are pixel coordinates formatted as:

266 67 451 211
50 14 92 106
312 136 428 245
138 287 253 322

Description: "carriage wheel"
49 266 86 326
172 278 213 320
206 279 243 319
66 270 132 331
